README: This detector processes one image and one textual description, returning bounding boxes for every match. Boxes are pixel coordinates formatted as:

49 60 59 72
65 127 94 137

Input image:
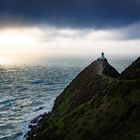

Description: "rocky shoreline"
25 112 51 139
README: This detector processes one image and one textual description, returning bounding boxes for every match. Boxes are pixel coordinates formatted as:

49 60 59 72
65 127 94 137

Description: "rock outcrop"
26 57 140 140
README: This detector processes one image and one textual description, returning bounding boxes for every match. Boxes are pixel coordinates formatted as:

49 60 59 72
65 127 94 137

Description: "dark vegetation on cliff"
120 57 140 80
27 57 140 140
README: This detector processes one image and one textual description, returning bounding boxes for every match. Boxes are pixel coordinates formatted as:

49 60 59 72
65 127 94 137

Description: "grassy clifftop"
27 57 140 140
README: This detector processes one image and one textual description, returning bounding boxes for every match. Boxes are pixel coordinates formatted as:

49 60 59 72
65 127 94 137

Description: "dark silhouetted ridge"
97 58 120 78
120 57 140 80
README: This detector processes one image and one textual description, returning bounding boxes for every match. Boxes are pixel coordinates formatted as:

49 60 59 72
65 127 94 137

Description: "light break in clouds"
0 22 139 62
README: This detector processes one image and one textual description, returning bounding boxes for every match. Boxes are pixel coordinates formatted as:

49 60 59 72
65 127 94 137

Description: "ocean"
0 56 138 140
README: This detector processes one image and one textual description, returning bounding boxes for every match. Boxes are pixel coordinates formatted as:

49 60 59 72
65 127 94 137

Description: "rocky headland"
26 56 140 140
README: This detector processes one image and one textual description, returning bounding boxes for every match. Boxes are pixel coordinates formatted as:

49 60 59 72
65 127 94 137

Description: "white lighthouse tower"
101 52 105 59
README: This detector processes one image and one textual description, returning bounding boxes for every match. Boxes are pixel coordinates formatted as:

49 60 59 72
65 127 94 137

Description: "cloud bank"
0 0 140 29
0 0 139 60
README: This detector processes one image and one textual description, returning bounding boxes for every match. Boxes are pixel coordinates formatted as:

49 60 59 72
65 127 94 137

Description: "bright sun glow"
0 27 43 64
0 28 37 46
0 57 13 65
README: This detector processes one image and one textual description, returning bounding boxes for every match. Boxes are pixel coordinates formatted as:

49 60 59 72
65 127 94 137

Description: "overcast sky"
0 0 140 62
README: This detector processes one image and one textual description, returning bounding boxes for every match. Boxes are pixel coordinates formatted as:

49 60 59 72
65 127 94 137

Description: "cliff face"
97 58 119 78
52 58 119 116
27 57 140 140
120 57 140 80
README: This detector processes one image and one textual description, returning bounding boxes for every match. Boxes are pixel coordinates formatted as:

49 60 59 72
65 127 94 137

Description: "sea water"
0 56 137 140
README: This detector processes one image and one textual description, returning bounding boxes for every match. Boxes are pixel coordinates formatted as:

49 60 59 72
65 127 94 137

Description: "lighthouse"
101 52 105 59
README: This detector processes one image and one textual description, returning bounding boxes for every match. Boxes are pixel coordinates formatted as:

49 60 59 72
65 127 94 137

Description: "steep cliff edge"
120 57 140 80
27 57 140 140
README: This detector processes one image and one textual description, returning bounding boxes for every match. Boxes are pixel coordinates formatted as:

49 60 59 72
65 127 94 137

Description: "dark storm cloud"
115 22 140 40
0 0 140 28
